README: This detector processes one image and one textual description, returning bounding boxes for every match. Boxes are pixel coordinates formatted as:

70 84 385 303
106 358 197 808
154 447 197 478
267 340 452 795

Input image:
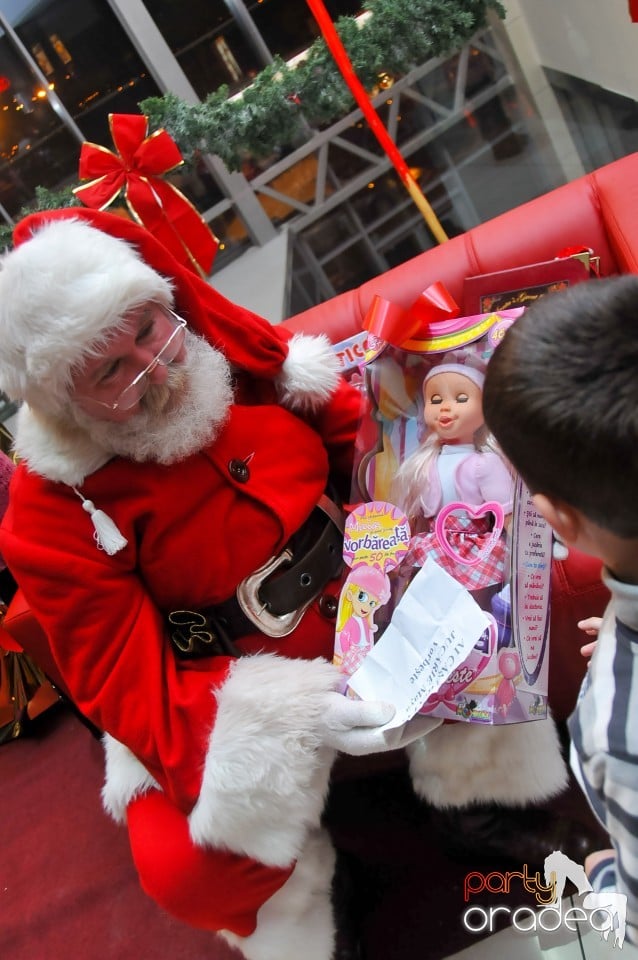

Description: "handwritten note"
347 557 491 729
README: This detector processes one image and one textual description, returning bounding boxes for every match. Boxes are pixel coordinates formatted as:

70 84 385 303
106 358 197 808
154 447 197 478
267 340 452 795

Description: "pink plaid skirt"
406 514 507 590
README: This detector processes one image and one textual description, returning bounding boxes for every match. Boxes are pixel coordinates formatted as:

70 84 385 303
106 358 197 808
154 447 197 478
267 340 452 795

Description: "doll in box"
391 352 514 594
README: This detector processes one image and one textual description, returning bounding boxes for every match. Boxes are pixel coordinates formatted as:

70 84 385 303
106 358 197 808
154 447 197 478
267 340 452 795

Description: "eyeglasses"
77 308 187 413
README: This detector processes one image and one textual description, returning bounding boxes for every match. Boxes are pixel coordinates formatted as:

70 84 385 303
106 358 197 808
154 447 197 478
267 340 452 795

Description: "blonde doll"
392 352 513 592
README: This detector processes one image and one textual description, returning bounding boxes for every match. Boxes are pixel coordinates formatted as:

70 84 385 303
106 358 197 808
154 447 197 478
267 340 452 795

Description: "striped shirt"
568 569 638 945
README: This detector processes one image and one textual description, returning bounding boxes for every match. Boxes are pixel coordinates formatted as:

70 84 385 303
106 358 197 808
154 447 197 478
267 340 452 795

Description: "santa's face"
68 316 234 465
70 303 187 423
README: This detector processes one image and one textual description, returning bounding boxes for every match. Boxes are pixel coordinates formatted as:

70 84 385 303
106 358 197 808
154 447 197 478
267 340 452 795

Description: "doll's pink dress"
406 446 513 590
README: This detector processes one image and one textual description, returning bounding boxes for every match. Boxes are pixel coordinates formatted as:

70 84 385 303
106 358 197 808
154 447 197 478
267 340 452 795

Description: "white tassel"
73 488 128 556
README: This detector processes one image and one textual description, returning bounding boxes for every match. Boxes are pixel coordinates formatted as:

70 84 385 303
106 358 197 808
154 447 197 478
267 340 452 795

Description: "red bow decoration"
630 0 638 20
364 281 460 347
74 113 218 277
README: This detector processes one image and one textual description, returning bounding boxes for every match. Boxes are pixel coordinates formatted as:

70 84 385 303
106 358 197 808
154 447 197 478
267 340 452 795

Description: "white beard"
71 330 234 465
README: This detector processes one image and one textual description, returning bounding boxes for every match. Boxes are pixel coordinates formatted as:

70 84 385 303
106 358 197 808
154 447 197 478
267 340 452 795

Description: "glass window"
164 157 225 215
0 0 161 219
0 22 79 217
546 67 638 173
10 0 160 145
141 0 265 99
246 0 362 63
140 0 363 100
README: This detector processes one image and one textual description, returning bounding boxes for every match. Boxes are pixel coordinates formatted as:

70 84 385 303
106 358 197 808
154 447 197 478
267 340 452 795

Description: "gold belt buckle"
236 548 315 638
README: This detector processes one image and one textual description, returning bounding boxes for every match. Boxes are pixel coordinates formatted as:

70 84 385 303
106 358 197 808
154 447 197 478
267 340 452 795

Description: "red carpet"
0 705 239 960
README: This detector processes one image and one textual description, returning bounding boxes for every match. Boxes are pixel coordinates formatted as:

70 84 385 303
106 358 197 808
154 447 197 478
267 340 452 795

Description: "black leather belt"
167 495 344 659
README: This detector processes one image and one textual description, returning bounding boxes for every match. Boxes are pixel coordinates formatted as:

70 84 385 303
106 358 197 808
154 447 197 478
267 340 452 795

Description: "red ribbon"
630 0 638 20
74 113 218 276
364 281 460 347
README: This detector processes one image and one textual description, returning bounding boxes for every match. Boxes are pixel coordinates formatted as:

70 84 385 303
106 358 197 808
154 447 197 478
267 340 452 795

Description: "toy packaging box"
330 331 371 395
333 293 553 726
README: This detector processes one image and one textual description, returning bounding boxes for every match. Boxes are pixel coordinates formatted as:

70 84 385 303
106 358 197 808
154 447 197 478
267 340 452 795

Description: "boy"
482 275 638 945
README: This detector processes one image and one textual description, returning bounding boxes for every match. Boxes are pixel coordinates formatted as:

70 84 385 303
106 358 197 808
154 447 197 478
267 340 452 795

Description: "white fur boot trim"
101 734 160 823
275 333 340 413
407 717 568 808
219 828 336 960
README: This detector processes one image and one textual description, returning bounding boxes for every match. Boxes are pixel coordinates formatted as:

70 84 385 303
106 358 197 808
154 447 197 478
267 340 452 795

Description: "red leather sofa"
5 152 638 721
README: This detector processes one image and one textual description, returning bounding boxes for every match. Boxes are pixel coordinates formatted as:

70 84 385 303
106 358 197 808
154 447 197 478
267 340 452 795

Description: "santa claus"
0 208 567 960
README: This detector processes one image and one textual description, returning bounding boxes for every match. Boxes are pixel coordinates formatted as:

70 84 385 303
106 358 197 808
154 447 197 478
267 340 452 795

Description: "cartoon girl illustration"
391 351 514 593
333 563 391 694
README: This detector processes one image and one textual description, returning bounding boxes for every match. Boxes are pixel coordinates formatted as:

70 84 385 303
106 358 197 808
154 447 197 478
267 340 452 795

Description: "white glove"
319 692 443 756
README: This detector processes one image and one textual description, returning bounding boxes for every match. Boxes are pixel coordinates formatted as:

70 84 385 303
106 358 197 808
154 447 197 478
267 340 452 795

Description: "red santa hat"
0 207 339 414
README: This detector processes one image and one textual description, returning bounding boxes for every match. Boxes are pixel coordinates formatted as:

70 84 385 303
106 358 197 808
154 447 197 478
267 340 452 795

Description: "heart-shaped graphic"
420 615 497 714
434 500 505 567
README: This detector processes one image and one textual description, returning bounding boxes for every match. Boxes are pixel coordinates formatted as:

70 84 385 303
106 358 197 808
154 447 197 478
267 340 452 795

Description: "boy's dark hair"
483 275 638 538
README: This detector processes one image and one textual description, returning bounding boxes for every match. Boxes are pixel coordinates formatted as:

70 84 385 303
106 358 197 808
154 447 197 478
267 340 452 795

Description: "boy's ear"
532 494 582 545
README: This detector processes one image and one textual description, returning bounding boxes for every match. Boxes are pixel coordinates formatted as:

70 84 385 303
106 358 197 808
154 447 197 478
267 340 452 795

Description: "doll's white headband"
424 361 485 391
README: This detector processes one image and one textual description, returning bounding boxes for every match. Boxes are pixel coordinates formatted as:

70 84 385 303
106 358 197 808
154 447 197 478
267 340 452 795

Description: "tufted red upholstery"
286 153 638 344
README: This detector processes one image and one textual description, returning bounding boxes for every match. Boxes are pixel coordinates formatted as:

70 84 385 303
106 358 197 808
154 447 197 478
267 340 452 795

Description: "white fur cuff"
189 653 339 866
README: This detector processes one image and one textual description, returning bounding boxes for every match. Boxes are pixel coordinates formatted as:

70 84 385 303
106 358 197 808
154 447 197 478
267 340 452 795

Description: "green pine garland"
0 0 504 247
142 0 505 168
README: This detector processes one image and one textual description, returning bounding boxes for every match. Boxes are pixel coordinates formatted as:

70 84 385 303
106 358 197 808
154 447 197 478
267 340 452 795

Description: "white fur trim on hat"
275 333 341 413
0 218 173 412
188 653 338 867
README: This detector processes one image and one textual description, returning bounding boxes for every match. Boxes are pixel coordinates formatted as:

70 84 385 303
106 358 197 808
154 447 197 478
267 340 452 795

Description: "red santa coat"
0 388 359 816
0 209 372 892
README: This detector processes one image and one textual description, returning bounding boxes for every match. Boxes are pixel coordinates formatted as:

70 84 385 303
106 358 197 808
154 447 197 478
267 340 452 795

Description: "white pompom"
276 333 340 412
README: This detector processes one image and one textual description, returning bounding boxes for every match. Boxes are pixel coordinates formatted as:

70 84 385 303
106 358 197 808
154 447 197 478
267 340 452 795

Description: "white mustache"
71 330 234 464
142 364 188 414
